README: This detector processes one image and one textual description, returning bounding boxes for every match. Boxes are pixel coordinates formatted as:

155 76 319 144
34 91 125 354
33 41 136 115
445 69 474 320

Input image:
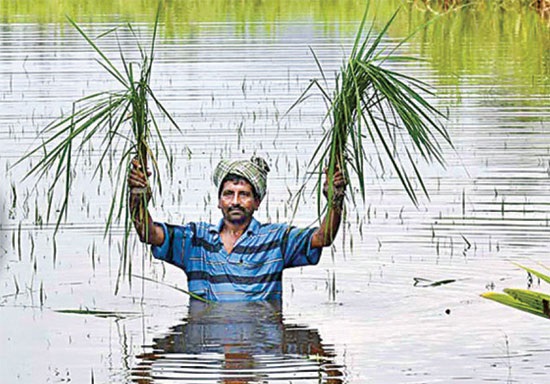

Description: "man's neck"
220 218 253 254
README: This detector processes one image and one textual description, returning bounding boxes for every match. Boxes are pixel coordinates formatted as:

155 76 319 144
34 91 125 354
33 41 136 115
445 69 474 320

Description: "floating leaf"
481 291 550 319
413 277 456 287
482 265 550 320
55 309 138 320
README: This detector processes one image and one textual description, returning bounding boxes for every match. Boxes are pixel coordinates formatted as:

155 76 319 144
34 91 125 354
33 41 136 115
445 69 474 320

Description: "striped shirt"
151 218 322 302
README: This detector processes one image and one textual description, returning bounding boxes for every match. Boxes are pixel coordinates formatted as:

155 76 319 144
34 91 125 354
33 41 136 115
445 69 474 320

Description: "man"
128 155 346 302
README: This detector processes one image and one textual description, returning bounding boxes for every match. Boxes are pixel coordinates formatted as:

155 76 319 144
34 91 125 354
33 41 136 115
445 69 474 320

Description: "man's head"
213 156 270 225
217 174 260 225
218 173 261 201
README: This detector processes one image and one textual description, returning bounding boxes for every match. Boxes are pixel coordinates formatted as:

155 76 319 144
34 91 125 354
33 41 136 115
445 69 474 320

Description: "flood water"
1 1 550 383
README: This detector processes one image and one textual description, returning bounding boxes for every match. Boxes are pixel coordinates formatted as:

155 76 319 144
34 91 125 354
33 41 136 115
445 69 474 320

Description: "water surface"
1 1 549 383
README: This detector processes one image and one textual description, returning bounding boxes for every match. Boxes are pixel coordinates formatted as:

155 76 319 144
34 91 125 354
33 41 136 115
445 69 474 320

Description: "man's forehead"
221 179 253 190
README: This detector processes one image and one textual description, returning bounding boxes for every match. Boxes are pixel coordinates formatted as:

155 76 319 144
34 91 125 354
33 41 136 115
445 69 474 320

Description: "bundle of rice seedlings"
291 3 452 210
17 8 180 291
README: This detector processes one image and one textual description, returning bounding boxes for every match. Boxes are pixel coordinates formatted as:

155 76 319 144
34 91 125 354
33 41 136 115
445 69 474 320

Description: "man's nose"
231 194 240 205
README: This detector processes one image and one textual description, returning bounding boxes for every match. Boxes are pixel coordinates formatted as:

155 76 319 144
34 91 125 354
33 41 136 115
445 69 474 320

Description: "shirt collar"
247 217 260 235
210 217 260 235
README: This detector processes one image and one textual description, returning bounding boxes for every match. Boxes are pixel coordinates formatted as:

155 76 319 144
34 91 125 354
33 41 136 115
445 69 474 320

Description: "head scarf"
213 156 270 201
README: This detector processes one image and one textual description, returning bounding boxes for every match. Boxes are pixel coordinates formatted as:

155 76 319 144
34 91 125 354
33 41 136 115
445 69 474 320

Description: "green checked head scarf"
213 156 270 201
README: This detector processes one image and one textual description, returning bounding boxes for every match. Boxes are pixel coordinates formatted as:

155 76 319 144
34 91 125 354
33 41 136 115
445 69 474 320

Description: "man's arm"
128 158 165 246
310 168 347 248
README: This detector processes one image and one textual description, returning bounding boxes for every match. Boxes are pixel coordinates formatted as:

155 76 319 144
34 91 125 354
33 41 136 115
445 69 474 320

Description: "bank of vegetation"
417 0 549 21
1 0 548 26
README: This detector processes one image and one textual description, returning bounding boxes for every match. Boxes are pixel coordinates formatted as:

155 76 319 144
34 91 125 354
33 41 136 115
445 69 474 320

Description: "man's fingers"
131 178 147 188
334 181 346 188
131 158 141 169
128 179 147 189
331 172 347 185
129 168 143 179
323 167 347 194
130 158 152 176
128 171 148 188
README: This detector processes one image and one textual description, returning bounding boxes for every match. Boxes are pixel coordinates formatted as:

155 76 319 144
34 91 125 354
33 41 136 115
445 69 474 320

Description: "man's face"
218 179 260 225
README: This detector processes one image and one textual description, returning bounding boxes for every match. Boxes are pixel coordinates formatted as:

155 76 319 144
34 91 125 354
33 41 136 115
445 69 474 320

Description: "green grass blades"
482 264 550 320
481 291 550 320
481 292 547 319
512 263 550 285
131 274 212 303
413 277 456 287
54 309 139 320
292 2 451 211
16 6 182 293
504 289 550 316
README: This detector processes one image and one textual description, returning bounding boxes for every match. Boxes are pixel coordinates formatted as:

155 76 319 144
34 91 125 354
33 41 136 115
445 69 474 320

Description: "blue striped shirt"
151 218 322 302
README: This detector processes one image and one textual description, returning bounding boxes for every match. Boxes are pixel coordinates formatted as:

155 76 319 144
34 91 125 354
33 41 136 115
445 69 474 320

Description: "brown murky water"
1 2 550 383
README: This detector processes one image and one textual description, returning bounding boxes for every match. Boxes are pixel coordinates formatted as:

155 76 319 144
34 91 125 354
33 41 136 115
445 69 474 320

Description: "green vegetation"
482 264 550 320
132 274 211 303
2 1 546 103
386 1 550 97
54 309 138 319
0 0 374 30
292 4 451 207
16 9 181 292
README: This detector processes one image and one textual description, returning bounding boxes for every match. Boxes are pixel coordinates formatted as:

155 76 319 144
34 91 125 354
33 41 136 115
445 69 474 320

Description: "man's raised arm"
127 158 165 246
310 167 347 248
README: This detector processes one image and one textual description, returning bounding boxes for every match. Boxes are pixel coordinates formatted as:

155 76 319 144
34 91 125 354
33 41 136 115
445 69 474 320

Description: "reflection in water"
131 300 344 383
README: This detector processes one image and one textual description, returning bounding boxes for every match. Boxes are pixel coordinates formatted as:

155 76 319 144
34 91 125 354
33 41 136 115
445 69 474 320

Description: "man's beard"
224 206 252 224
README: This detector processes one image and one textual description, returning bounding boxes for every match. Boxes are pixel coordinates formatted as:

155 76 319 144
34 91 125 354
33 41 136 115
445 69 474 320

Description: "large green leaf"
504 288 550 316
481 291 550 319
482 264 550 320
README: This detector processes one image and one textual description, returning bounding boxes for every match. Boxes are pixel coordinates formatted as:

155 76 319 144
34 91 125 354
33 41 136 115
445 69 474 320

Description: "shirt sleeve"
151 222 191 270
281 226 322 268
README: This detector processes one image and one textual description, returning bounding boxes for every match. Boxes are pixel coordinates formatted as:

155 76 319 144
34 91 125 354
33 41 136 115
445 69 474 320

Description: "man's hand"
128 158 152 205
311 166 347 249
127 157 164 245
322 166 347 208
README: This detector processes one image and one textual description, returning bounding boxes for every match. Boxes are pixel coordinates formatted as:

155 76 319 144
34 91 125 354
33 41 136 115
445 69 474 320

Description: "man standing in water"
128 156 346 301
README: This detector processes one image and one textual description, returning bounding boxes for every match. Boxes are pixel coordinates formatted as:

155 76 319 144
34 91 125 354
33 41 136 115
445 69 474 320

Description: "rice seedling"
131 274 210 303
54 308 138 320
39 281 45 307
17 221 21 261
413 277 456 287
16 7 182 291
52 237 57 267
482 263 550 319
13 276 19 295
326 270 336 301
289 2 451 214
9 182 16 219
